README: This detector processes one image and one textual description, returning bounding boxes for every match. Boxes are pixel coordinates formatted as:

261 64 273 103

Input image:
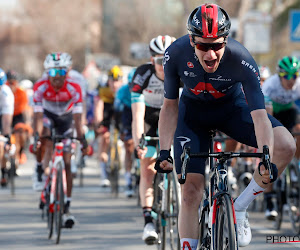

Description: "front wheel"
54 166 64 244
213 194 238 250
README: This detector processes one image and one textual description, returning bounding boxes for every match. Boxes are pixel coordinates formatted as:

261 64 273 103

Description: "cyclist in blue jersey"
155 3 295 248
114 68 136 197
131 35 175 245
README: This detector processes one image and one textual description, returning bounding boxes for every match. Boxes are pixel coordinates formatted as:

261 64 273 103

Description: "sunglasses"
279 72 299 80
193 40 226 52
153 56 164 65
48 68 68 77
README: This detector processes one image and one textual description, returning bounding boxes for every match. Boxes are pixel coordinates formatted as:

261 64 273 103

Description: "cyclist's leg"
0 140 7 186
99 129 110 186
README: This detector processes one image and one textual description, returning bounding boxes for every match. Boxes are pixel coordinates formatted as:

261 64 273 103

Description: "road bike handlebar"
138 133 159 149
179 145 273 184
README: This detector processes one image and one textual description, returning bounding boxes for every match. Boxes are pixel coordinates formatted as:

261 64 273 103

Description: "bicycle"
39 132 79 244
180 130 274 250
274 157 300 234
139 134 181 250
0 136 16 196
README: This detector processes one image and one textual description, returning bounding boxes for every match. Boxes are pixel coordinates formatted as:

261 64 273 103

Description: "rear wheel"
153 173 164 248
286 161 300 234
213 194 238 250
199 189 210 250
274 177 284 230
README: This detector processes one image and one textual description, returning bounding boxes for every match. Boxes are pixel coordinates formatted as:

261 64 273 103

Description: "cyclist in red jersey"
33 52 87 228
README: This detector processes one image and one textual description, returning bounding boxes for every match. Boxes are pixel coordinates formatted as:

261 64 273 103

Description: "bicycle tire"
165 170 180 250
54 166 63 244
199 189 210 250
47 183 54 239
213 194 238 250
78 156 84 187
9 157 16 196
286 161 300 234
153 173 164 247
274 177 284 230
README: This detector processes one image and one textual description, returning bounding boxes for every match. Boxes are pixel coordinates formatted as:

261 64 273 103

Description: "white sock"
124 171 131 186
66 197 72 202
100 162 108 179
180 238 198 250
234 178 265 211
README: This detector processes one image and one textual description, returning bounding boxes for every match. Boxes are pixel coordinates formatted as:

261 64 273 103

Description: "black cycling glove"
258 162 278 183
154 150 173 174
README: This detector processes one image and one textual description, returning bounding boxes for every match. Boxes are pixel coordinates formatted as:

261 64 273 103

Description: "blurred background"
0 0 300 86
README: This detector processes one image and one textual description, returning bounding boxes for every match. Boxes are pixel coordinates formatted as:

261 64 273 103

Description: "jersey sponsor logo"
209 75 231 82
187 62 194 68
163 51 170 66
132 85 141 92
133 70 152 86
189 82 226 98
177 136 191 149
241 60 260 82
184 71 197 77
182 241 193 250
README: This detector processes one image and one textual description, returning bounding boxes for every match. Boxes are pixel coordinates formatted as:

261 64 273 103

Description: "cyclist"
33 52 87 228
6 70 32 166
262 56 300 220
114 68 136 197
156 4 295 248
131 35 175 245
94 65 123 187
0 69 14 187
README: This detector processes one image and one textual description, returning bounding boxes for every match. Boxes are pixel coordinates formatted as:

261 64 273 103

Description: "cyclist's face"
108 78 123 93
190 36 226 73
151 54 164 81
281 76 297 90
48 67 68 91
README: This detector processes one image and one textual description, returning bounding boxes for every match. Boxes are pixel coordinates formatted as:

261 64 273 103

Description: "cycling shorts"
273 107 299 132
174 93 283 175
12 113 25 128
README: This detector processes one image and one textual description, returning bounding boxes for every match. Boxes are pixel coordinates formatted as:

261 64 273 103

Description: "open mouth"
204 59 217 68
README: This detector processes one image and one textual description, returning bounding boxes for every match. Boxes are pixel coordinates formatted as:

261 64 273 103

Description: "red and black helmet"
187 4 231 38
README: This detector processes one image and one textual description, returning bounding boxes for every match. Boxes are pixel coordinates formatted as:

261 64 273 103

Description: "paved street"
0 152 300 249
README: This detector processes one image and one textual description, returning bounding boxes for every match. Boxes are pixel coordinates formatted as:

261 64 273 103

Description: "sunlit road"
0 152 299 249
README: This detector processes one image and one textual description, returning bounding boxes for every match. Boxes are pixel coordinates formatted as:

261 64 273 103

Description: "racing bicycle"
180 130 274 250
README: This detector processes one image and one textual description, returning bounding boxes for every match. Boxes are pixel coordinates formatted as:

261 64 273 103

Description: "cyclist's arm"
73 113 84 139
1 114 13 135
158 98 179 150
33 112 43 135
251 109 274 158
94 97 104 126
131 101 145 147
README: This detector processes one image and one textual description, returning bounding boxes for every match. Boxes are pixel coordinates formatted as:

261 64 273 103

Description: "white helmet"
43 52 72 69
259 66 271 80
19 79 33 89
149 35 176 56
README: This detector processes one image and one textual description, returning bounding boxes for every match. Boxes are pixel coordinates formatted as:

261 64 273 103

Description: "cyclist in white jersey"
0 69 14 186
262 56 300 220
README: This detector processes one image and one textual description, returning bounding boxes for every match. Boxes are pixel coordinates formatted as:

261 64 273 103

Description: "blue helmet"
0 68 7 86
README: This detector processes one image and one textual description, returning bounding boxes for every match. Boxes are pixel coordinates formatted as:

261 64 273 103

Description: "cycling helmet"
6 70 18 80
127 68 136 84
43 52 72 69
0 68 7 86
149 35 175 56
259 66 271 79
187 4 231 38
19 79 33 89
277 56 300 74
108 65 123 80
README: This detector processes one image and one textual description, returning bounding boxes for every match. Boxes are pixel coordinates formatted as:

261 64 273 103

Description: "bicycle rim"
286 163 300 234
54 167 63 244
166 171 180 250
214 194 238 250
47 184 54 239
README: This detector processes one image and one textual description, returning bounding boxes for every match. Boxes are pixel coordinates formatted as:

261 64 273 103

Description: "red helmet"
187 4 231 38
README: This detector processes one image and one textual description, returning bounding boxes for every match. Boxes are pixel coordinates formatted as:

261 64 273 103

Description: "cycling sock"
143 207 153 225
234 178 264 211
100 162 108 179
36 162 42 172
124 171 132 187
180 238 198 250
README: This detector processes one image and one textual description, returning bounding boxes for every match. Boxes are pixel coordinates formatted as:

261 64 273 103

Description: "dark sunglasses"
279 71 299 80
193 40 226 52
153 56 164 65
48 68 68 77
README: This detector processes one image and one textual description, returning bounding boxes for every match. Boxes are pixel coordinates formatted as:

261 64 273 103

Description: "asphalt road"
0 152 299 249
